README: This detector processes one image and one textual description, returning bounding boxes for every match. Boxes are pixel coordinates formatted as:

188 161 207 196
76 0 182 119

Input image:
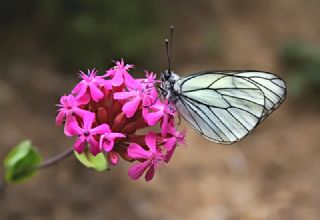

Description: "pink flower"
104 59 139 88
57 60 186 182
140 71 159 100
163 122 186 163
99 124 125 152
145 71 157 83
128 132 164 181
67 113 108 155
107 151 121 165
143 100 176 136
140 71 158 85
72 69 109 102
114 86 156 118
56 94 89 126
164 121 186 150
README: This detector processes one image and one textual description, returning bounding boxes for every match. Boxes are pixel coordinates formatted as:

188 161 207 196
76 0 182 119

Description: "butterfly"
159 26 287 144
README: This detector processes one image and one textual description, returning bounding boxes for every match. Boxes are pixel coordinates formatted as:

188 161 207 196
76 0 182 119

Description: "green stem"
34 147 74 170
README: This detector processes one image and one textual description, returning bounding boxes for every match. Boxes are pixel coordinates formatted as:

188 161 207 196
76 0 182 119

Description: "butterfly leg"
177 114 181 125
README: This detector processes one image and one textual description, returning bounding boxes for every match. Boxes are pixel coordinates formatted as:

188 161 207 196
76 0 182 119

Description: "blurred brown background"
1 0 320 219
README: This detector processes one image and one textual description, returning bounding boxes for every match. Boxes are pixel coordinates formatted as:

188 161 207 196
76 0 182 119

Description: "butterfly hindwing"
234 71 286 121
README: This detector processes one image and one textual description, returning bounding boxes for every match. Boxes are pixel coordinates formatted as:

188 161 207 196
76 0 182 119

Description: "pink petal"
108 133 126 139
142 96 152 107
102 139 114 152
103 80 112 91
144 111 163 126
89 84 104 102
165 103 176 116
128 161 150 180
104 69 113 77
74 108 90 118
142 93 157 107
167 120 176 134
145 132 157 153
64 116 75 137
122 97 141 118
100 132 125 152
73 83 87 100
164 137 177 151
76 93 91 105
151 101 165 111
105 124 111 133
161 114 170 137
164 147 176 163
59 95 67 105
127 143 152 159
88 136 100 156
55 110 65 126
74 136 86 153
91 124 108 135
177 131 186 145
145 165 155 182
72 81 85 94
111 71 124 86
113 91 137 100
108 151 120 165
82 113 95 130
67 116 83 135
142 107 149 120
150 88 159 100
124 72 141 89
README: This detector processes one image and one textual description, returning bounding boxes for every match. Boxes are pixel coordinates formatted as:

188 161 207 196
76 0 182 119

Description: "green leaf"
4 140 42 183
74 151 107 172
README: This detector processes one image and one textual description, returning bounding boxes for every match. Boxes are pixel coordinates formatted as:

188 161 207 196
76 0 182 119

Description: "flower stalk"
34 147 74 170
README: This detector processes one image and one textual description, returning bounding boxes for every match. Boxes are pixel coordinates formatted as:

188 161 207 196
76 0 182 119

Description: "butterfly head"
160 70 180 101
161 70 172 81
160 70 179 83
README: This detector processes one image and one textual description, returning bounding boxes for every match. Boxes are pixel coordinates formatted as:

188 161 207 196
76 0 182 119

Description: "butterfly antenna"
165 38 171 73
169 25 174 68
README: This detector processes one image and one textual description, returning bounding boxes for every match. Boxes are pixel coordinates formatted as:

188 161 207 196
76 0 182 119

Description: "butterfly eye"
162 70 171 81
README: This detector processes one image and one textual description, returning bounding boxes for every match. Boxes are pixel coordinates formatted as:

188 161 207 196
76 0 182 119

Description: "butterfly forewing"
173 71 286 144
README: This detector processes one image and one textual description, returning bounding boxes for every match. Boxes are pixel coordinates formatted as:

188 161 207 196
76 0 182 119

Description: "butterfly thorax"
160 70 180 102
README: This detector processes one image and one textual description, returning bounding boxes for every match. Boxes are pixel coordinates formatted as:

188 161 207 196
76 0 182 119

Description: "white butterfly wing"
234 71 286 121
173 71 286 144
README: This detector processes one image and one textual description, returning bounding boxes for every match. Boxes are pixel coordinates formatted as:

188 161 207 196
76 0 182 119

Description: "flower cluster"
56 60 185 181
